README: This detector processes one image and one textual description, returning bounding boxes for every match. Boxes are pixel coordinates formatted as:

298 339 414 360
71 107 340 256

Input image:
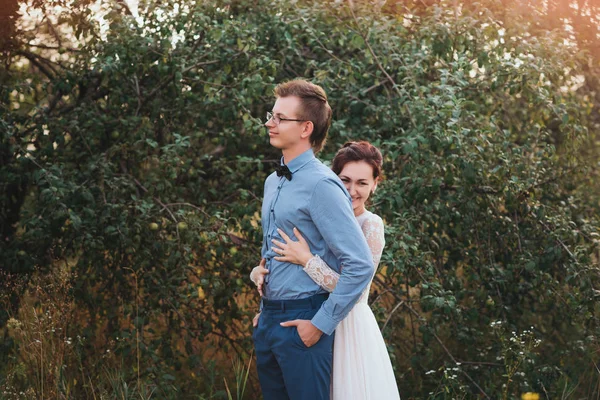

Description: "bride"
251 141 401 400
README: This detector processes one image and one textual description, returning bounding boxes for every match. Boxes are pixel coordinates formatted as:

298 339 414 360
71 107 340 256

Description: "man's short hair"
274 79 332 153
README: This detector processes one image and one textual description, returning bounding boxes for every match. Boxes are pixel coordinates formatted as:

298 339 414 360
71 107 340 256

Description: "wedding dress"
304 210 401 400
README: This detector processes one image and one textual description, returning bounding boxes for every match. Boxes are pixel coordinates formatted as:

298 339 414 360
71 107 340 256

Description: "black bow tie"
275 164 292 181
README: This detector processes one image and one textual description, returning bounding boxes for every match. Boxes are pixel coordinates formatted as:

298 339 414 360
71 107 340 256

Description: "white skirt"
332 302 401 400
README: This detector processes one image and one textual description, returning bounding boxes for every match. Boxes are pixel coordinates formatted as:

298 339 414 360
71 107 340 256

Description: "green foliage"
1 0 599 398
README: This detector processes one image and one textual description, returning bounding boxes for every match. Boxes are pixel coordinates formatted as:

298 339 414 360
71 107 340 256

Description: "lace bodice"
304 210 385 304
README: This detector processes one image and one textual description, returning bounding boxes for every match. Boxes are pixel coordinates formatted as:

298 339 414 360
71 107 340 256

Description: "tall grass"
223 353 253 400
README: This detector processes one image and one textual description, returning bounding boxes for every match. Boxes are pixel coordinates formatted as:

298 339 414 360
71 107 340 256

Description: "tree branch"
16 50 56 80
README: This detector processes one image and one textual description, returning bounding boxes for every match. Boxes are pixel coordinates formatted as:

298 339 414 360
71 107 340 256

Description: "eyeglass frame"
266 111 308 125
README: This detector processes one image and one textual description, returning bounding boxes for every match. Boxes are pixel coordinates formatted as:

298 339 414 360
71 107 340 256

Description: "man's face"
265 96 308 151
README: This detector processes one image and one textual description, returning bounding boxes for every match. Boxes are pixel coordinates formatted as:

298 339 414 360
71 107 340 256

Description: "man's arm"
308 177 374 335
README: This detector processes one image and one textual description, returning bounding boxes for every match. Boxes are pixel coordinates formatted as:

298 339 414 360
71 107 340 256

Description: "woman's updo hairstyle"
331 141 383 179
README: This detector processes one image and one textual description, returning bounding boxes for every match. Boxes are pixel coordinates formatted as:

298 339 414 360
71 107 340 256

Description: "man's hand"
252 313 261 328
280 319 323 347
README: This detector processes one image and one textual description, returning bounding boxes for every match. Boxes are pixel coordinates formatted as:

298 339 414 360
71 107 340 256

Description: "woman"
251 141 401 400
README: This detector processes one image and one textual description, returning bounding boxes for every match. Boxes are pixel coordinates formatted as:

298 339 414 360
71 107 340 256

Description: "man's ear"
300 121 314 140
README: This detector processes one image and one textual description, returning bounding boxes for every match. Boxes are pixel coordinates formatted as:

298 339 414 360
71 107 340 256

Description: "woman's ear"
371 183 378 195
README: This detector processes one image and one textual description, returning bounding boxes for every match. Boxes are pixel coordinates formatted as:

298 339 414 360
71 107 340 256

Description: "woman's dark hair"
331 141 383 179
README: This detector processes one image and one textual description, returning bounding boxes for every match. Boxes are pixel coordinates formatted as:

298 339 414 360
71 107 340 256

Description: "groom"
253 79 374 400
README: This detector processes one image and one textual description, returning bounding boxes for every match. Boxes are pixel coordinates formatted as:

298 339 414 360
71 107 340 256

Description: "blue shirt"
261 148 374 335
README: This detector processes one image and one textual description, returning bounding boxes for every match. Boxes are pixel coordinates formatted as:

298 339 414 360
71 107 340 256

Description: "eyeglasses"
266 111 307 125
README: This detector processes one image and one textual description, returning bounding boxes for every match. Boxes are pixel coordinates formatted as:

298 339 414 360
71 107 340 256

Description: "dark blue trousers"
253 294 334 400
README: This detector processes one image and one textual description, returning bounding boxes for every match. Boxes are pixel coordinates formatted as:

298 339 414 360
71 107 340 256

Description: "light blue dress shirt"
261 148 374 335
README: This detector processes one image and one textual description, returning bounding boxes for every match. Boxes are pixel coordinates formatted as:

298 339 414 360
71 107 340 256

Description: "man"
252 79 374 400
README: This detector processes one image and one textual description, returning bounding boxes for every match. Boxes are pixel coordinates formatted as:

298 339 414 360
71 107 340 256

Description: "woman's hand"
271 227 313 267
250 258 269 296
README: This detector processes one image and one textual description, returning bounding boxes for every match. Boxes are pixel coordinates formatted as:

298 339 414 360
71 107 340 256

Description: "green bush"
1 0 599 398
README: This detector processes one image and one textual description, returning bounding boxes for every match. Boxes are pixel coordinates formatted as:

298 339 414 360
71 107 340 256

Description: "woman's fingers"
272 246 284 254
271 239 286 248
277 228 292 243
293 227 306 243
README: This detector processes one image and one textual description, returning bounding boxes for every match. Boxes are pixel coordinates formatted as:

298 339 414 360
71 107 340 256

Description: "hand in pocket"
280 319 323 347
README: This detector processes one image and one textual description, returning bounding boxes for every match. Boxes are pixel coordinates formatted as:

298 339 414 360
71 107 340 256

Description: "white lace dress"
304 210 401 400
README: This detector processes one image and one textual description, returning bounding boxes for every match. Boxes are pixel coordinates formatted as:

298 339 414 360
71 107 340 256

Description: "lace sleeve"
303 214 385 292
304 255 340 293
363 214 385 269
250 268 260 286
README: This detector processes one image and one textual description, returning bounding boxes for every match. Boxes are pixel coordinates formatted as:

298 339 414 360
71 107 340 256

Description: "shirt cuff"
311 308 338 336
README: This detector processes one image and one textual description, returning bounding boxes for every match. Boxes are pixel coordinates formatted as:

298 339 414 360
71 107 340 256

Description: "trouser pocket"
279 308 320 349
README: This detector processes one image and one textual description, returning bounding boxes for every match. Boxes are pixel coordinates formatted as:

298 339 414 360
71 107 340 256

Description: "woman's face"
338 161 377 215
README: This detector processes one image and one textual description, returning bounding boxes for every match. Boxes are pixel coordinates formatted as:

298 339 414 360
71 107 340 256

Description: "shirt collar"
281 148 315 174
